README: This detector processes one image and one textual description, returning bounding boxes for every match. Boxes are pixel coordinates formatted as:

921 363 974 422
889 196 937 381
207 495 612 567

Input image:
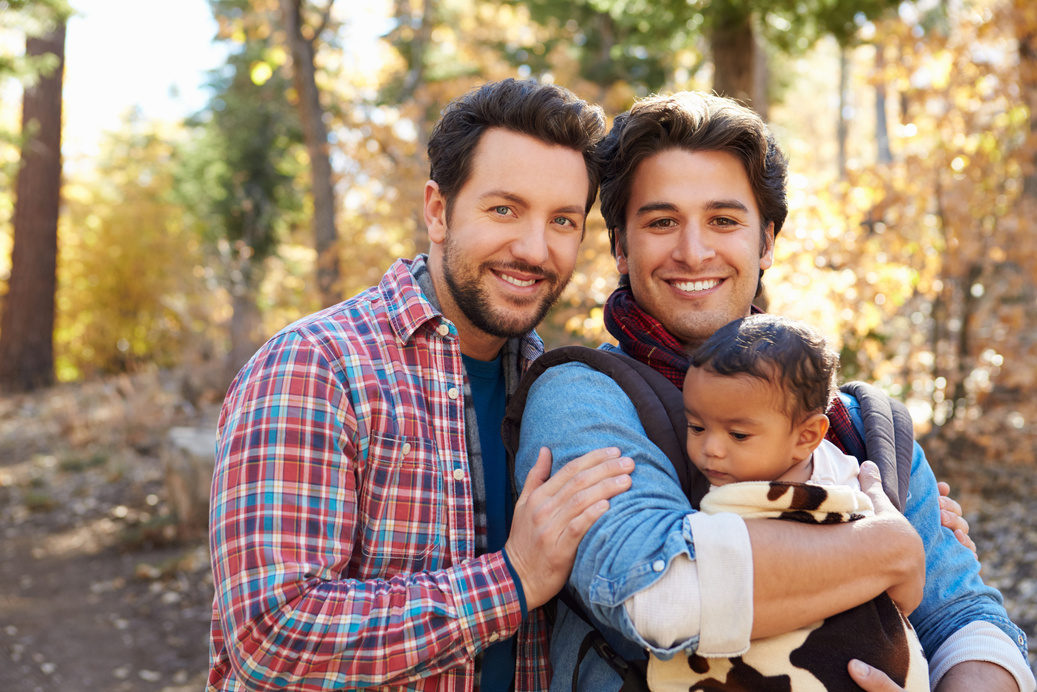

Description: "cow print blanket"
647 481 929 692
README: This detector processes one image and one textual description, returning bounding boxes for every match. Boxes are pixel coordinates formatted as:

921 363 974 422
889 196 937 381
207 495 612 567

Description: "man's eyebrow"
481 190 584 215
634 199 751 216
633 201 679 216
706 199 750 213
480 190 528 206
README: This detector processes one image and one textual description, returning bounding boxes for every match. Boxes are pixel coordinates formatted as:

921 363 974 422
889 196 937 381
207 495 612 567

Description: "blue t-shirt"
462 353 514 690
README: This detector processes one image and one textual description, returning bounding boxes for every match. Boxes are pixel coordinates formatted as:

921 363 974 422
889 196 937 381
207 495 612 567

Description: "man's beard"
441 236 570 339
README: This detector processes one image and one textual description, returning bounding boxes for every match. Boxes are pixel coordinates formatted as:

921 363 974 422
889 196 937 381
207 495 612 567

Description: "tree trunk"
874 45 892 164
1017 0 1037 201
837 47 849 179
394 0 437 254
711 8 768 120
0 21 65 393
227 276 263 384
280 0 340 308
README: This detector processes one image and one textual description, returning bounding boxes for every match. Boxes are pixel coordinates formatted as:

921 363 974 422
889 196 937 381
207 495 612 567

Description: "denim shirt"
513 351 1029 691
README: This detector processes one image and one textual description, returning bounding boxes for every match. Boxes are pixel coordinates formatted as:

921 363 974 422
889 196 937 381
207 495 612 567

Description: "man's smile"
671 278 721 293
496 271 539 288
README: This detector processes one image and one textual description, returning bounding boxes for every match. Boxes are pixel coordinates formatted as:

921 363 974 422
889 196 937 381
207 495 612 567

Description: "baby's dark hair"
689 314 839 425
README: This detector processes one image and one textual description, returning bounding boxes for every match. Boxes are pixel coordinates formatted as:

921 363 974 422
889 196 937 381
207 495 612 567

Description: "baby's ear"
794 413 830 457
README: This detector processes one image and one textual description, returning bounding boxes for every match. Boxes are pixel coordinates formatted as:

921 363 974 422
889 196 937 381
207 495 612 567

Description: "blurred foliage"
0 0 1035 459
0 0 72 82
0 0 72 162
56 114 205 381
492 0 904 117
179 0 313 370
765 0 1037 463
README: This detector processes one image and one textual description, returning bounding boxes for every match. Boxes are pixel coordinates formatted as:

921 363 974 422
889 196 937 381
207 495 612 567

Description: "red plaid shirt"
208 257 552 691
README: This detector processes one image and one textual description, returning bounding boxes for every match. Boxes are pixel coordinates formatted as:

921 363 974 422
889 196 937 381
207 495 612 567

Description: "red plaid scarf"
603 280 865 458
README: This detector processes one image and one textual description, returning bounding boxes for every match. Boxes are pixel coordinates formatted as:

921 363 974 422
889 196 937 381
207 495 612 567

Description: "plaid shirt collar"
379 255 443 344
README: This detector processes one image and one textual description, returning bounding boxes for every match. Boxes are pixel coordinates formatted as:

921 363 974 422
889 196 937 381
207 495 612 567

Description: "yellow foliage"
250 61 274 85
55 121 213 380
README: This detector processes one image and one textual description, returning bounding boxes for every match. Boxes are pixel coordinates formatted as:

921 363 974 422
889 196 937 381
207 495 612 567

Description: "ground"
0 368 1034 692
0 370 214 692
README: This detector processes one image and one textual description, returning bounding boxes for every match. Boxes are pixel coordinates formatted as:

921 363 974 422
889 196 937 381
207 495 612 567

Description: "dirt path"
0 372 215 692
0 532 211 691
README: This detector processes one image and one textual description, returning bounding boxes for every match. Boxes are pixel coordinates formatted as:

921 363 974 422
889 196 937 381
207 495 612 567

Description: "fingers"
939 494 964 518
536 446 623 494
937 482 963 518
954 529 978 556
522 447 633 525
848 660 906 692
858 461 895 514
938 482 968 536
858 460 880 491
940 508 970 536
937 486 967 532
507 446 634 609
514 447 554 504
935 481 977 555
532 447 633 537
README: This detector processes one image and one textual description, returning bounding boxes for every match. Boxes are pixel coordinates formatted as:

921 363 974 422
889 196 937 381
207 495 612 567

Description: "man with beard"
513 92 1035 692
207 78 635 692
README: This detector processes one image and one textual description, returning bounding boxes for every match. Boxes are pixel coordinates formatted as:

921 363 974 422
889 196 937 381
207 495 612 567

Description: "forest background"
1 0 1036 690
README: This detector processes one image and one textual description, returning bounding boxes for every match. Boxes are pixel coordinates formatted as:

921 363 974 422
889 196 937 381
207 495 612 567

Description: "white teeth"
673 279 720 292
500 274 536 287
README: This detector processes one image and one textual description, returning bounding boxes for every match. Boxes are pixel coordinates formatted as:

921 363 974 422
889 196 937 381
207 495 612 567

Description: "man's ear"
793 412 830 461
424 180 447 245
615 237 629 275
760 221 775 270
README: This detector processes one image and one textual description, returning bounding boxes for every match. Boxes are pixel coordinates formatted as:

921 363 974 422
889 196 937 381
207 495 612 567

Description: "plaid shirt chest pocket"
357 432 444 576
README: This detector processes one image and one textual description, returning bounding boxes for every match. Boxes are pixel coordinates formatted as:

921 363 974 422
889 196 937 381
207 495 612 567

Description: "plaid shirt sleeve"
208 313 525 691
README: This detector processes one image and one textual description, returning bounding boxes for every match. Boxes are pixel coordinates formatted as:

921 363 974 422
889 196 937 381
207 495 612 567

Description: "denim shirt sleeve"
514 361 702 655
839 393 1029 659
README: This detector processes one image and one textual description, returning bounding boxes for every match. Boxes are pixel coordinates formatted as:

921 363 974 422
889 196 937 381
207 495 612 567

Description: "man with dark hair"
514 91 1034 692
207 78 635 692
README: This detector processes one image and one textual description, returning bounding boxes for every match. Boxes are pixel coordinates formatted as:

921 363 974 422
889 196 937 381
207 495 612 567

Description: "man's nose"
673 225 716 266
509 220 550 267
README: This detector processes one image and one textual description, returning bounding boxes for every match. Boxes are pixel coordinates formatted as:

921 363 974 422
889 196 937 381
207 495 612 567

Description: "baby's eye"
730 432 750 441
687 424 704 435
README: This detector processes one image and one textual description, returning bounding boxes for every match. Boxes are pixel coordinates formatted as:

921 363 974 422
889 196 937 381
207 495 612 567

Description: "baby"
648 313 929 692
683 313 856 491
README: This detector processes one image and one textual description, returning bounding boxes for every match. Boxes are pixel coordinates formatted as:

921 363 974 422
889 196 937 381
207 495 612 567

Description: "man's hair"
427 78 606 219
689 314 839 425
598 92 789 259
